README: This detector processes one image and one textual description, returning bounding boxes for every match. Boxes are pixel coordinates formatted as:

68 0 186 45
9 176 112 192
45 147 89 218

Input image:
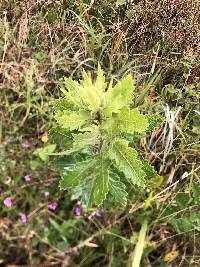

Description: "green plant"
160 182 200 237
51 65 161 207
1 1 200 266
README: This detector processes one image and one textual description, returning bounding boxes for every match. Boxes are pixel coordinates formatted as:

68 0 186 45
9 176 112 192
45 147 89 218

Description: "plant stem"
131 219 148 267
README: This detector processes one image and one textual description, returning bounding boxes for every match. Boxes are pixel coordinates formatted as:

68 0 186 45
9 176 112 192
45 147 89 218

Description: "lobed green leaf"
113 107 149 134
109 175 128 206
93 157 110 206
103 75 134 117
55 111 90 131
109 139 146 187
59 159 95 189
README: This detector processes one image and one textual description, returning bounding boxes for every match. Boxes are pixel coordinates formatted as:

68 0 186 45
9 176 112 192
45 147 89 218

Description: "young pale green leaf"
81 70 93 88
59 160 94 189
103 95 127 117
109 74 134 99
63 77 82 108
109 175 128 206
109 139 146 187
93 158 110 206
55 111 90 131
73 130 98 150
95 64 107 93
80 85 101 112
113 107 149 134
78 70 103 112
37 144 57 161
63 77 81 94
53 97 76 113
103 75 134 117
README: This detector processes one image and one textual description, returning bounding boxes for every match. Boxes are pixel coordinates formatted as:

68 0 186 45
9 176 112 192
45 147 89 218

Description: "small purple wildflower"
48 202 57 211
3 197 12 207
95 210 102 217
21 214 27 223
75 207 81 216
24 175 31 182
22 140 30 149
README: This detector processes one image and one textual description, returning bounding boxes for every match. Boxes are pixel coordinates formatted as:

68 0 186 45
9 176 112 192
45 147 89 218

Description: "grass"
0 0 200 266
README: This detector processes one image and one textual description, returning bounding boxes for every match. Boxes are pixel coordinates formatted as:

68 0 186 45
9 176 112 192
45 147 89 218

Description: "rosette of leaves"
51 65 162 207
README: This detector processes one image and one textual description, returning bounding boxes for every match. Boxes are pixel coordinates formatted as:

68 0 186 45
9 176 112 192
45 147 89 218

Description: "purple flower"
3 197 13 207
24 175 31 182
21 214 27 223
95 210 102 217
75 207 81 216
22 140 30 149
48 202 57 211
